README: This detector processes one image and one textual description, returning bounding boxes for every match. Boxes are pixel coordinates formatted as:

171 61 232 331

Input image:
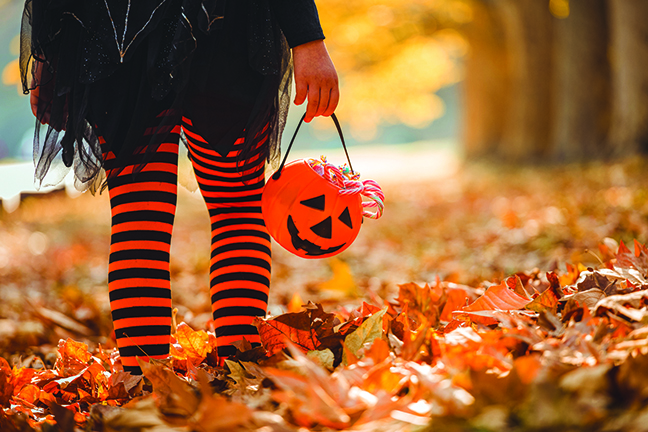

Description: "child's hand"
292 39 339 123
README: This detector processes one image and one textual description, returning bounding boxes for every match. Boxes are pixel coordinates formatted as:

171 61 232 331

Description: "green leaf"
307 349 335 371
342 308 387 365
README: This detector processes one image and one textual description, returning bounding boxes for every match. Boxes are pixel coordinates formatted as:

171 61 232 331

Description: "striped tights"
102 117 271 374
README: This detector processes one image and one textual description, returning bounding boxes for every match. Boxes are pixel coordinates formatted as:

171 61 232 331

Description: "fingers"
294 79 308 107
323 86 339 117
303 79 338 122
304 86 320 123
316 86 330 118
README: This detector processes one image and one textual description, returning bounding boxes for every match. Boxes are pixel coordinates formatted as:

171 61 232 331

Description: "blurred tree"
551 0 610 161
462 0 509 157
496 0 554 161
463 0 554 160
462 0 648 162
608 0 648 156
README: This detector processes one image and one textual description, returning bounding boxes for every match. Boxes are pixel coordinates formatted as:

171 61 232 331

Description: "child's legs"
101 127 181 374
182 117 271 358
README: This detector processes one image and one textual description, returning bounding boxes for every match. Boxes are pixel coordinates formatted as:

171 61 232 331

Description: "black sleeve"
269 0 325 48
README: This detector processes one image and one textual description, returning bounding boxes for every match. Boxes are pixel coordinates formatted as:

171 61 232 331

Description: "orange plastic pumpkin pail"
262 159 362 258
262 113 384 259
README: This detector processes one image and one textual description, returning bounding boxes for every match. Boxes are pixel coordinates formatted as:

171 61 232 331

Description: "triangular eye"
310 216 332 239
300 194 325 211
338 207 353 229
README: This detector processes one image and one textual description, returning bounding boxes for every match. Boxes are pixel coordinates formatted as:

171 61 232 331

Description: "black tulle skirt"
20 0 291 190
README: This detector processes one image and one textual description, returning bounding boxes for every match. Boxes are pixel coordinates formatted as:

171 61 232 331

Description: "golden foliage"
318 0 471 139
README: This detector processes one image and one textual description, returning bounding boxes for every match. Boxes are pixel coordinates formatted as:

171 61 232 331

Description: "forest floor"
2 156 648 431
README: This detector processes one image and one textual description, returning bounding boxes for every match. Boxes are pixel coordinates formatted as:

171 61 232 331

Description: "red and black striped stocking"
182 117 271 358
102 126 181 375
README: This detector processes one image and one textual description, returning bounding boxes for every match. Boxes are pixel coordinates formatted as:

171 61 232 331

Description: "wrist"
292 39 325 53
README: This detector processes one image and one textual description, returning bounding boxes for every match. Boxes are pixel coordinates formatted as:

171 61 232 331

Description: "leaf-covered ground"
2 158 648 431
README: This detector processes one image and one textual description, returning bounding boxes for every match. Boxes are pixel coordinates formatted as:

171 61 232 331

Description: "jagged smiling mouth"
287 216 345 256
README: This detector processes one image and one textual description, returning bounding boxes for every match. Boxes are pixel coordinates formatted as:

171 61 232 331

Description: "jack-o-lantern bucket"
262 113 384 259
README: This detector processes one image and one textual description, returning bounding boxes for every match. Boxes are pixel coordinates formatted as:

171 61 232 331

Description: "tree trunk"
462 1 509 157
551 0 610 161
495 0 555 161
608 0 648 155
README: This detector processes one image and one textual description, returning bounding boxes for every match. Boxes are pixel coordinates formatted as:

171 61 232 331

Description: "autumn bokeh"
3 1 648 431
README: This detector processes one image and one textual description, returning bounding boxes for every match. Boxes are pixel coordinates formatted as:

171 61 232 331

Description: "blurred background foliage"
2 0 648 160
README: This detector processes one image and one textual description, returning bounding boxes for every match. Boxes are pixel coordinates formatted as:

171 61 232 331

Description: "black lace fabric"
20 0 291 190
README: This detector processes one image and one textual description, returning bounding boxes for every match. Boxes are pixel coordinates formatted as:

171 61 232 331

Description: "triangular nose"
310 216 332 239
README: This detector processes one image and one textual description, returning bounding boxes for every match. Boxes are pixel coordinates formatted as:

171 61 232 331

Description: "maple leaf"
395 282 443 324
170 322 218 371
55 339 92 376
616 239 648 276
253 302 339 356
577 270 619 295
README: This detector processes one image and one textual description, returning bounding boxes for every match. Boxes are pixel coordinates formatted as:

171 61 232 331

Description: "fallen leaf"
464 281 531 312
565 289 606 312
440 288 469 322
0 358 13 406
191 369 252 432
137 358 199 418
307 349 335 371
594 290 648 322
525 287 560 314
343 308 387 364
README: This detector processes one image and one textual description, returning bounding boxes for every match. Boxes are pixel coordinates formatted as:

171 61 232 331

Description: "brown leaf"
137 358 199 418
594 290 648 322
253 303 339 356
577 271 617 295
546 271 564 299
507 275 531 300
253 316 319 356
525 287 560 314
565 289 606 312
616 239 648 277
191 369 252 432
49 403 75 432
91 397 175 432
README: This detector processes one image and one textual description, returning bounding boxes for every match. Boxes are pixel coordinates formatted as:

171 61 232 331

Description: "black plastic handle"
272 112 354 180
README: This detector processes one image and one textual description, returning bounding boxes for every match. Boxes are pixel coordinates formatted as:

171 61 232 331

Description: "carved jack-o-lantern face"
262 160 363 259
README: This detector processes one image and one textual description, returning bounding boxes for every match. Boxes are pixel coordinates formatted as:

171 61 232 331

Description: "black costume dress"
20 0 325 188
